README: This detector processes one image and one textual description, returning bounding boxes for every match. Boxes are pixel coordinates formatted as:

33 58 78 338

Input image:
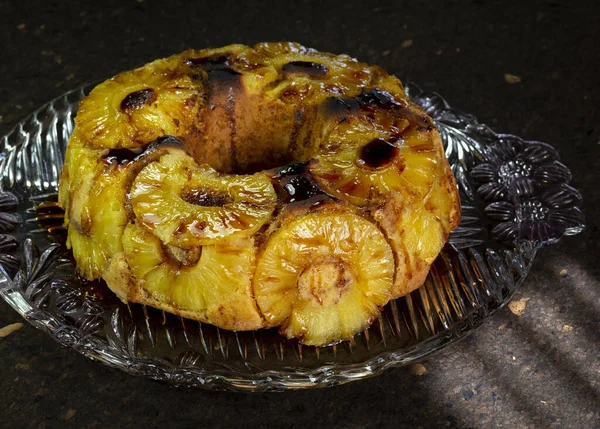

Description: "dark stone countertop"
0 1 598 428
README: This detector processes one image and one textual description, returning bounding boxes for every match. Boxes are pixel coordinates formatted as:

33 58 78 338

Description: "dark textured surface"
1 1 599 428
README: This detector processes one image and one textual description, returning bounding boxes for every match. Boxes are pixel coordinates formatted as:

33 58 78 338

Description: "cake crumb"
401 40 413 48
562 324 573 332
409 363 427 376
508 297 530 316
0 323 23 338
559 268 568 276
504 73 522 84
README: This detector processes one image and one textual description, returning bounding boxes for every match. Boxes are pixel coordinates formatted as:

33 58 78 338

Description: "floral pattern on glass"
471 135 572 202
471 135 585 245
485 185 584 244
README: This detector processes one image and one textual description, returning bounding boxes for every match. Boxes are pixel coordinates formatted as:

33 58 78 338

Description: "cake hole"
297 257 354 306
163 243 202 267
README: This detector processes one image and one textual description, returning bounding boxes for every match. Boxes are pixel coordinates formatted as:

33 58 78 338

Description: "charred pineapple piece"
253 208 395 346
75 57 201 149
117 223 263 330
130 149 277 248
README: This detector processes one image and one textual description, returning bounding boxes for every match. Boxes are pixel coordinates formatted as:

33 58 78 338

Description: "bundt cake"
58 42 460 346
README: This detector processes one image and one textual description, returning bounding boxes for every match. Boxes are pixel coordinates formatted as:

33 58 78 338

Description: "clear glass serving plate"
0 83 585 391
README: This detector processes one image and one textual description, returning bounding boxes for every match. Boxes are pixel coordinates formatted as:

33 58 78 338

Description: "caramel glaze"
103 136 184 165
268 162 326 204
282 61 329 78
322 88 432 130
184 53 233 71
359 138 399 169
181 189 231 207
109 58 433 211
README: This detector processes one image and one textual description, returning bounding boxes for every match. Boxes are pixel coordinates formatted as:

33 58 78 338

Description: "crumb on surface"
504 73 522 84
508 297 530 316
410 363 427 376
0 323 24 338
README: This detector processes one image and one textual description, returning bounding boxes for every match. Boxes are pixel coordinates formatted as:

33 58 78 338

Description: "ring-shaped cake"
59 42 460 346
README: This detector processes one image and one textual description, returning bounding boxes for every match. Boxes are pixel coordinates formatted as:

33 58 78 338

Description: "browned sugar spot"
103 136 184 166
120 88 156 112
281 87 299 99
181 189 231 207
356 89 433 128
185 54 232 71
359 138 399 169
320 96 361 119
282 61 329 78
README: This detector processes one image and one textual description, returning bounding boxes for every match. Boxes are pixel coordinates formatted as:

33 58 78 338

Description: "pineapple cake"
59 42 460 346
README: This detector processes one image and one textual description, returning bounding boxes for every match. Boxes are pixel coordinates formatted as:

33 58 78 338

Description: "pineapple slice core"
297 257 354 307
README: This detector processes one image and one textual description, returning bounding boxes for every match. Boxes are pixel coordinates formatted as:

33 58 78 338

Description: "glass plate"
0 83 585 391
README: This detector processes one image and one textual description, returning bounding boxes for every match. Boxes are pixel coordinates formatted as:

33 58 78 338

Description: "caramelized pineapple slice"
75 57 200 149
246 42 373 99
118 223 263 331
424 137 461 233
371 133 460 297
130 149 277 248
253 208 395 346
373 192 452 297
311 117 439 206
61 136 129 279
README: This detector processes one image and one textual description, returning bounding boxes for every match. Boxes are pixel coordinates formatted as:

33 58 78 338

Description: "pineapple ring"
75 57 201 149
253 209 395 346
311 117 439 206
61 132 130 279
130 149 277 247
114 223 264 331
